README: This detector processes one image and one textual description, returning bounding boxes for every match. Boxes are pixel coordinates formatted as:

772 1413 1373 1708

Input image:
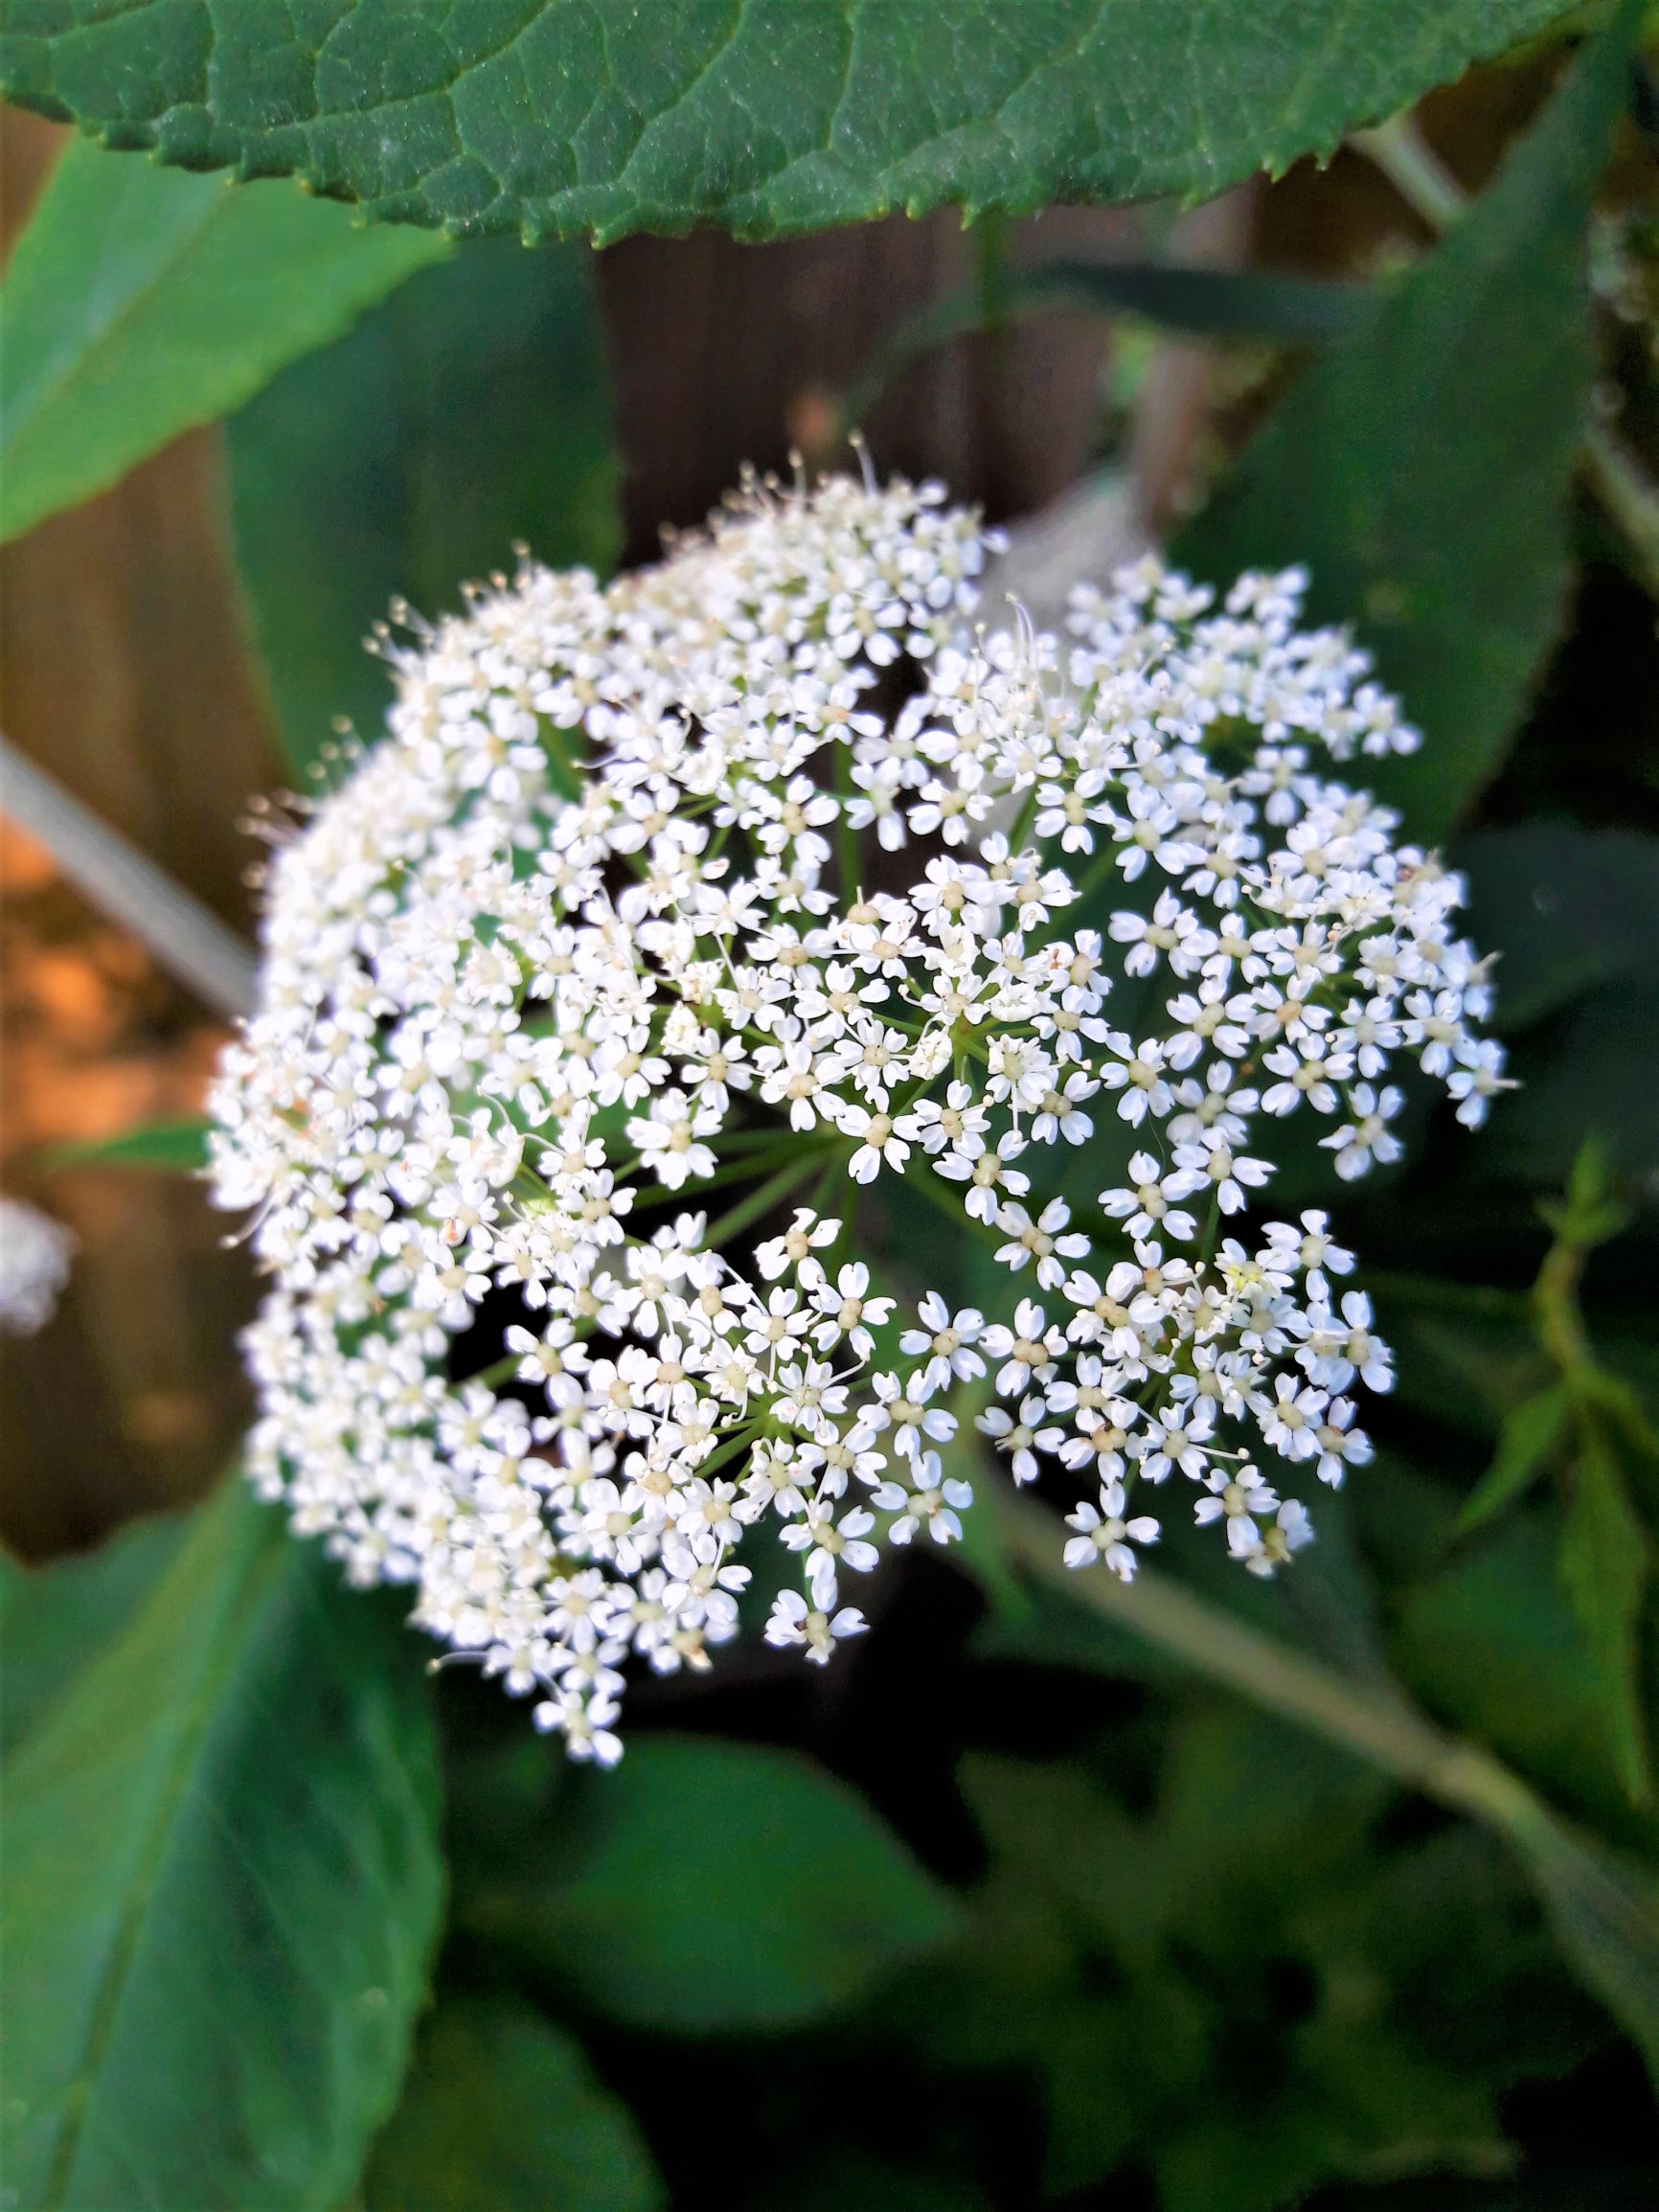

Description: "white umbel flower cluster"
210 472 1508 1762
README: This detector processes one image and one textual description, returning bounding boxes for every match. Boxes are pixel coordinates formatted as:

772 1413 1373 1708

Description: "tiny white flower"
1063 1480 1160 1579
764 1587 868 1664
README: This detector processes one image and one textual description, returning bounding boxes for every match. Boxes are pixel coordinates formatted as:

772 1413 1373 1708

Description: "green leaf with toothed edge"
0 2 1577 246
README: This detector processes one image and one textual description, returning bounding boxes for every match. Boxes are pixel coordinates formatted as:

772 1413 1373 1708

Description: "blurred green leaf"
0 2 1576 245
1559 1426 1652 1804
1014 259 1367 340
363 1994 662 2212
962 1753 1166 1961
904 1757 1210 2193
972 1569 1187 1682
0 136 447 543
1456 1382 1572 1535
934 1727 1597 2206
1504 1798 1659 2086
46 1116 210 1174
1395 1506 1638 1829
227 237 621 779
844 260 1366 425
1374 1298 1547 1442
0 1511 186 1755
1174 1 1641 839
1154 2088 1504 2212
0 1479 443 2210
1154 1708 1387 1927
1304 1825 1602 2086
1479 968 1659 1183
460 1733 955 2031
963 1718 1386 1973
752 2149 992 2212
1579 1364 1659 1467
1458 823 1659 1030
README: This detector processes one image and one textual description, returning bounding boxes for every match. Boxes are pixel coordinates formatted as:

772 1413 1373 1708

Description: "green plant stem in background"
1365 1267 1531 1322
1584 420 1659 602
832 744 863 899
1437 1144 1656 1806
1350 112 1470 232
1534 1146 1655 1802
995 1487 1659 2078
997 1490 1506 1809
703 1156 827 1247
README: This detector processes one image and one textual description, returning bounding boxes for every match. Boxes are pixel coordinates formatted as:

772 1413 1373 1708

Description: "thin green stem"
626 1135 835 1214
996 1485 1659 2066
833 753 863 902
1535 1236 1595 1379
703 1156 826 1249
1197 1187 1224 1266
806 1149 856 1269
696 1419 768 1482
994 1485 1636 1867
1584 422 1659 604
904 1159 1004 1251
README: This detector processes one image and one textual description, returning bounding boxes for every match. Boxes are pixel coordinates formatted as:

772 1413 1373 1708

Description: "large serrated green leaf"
0 133 448 543
1 2 1575 245
1174 1 1639 841
363 1995 664 2212
0 1479 444 2210
226 236 620 780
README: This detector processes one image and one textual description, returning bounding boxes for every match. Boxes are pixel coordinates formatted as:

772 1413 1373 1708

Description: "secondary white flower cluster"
210 471 1507 1761
0 1197 74 1335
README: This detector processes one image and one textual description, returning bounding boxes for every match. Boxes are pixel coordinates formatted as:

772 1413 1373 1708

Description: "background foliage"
2 3 1656 2208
